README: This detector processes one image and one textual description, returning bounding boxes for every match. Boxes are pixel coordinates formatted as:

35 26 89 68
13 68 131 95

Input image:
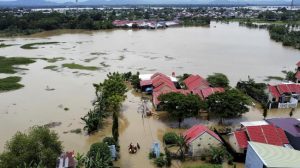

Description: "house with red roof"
183 75 210 91
183 124 223 156
268 83 300 108
228 125 290 154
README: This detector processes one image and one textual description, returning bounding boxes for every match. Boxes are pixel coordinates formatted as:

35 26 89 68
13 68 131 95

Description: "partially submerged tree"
207 89 250 123
0 126 62 168
207 73 229 88
159 92 206 128
85 142 112 168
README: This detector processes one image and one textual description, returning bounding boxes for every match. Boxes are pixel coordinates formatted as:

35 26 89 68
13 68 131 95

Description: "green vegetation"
0 126 62 168
163 132 179 145
70 128 82 134
207 146 232 164
0 56 35 74
264 75 284 81
207 89 250 123
62 63 98 71
284 71 296 81
43 65 59 71
0 43 13 48
236 77 268 106
268 25 300 49
0 76 23 92
207 73 229 88
85 142 112 168
158 92 206 128
21 42 60 49
181 17 210 26
42 57 65 63
184 164 222 168
81 72 127 134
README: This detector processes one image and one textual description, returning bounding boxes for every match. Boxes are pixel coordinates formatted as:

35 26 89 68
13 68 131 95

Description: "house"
228 125 290 154
183 75 210 90
266 118 300 150
56 151 76 168
245 142 300 168
183 124 223 156
268 83 300 108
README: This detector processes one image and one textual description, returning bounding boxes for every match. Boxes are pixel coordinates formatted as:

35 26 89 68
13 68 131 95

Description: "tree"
176 135 189 161
159 92 205 128
81 109 103 134
0 126 62 168
112 111 119 142
285 71 296 82
208 146 232 164
163 132 179 145
75 153 86 168
207 89 250 123
85 142 112 168
207 73 229 88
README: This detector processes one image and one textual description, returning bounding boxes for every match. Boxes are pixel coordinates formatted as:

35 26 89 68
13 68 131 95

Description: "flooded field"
1 21 300 167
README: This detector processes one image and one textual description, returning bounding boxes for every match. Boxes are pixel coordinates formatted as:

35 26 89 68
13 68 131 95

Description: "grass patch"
264 76 284 82
62 63 98 71
43 65 59 71
21 42 60 49
70 128 82 134
0 76 24 92
84 57 98 63
0 56 35 74
100 62 110 68
42 57 65 63
0 43 14 48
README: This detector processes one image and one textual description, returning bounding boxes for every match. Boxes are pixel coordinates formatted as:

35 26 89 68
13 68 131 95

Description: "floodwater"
0 21 300 167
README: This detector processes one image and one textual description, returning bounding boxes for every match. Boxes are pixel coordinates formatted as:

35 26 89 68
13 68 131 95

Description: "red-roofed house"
268 83 300 108
184 75 210 90
201 87 225 99
183 124 223 156
228 125 290 154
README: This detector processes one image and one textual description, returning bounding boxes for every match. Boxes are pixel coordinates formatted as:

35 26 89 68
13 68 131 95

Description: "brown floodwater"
0 21 300 167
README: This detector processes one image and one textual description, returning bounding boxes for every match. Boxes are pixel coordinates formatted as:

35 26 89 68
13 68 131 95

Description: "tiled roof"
201 87 225 98
246 126 267 143
140 80 152 87
234 130 248 149
183 75 210 90
183 124 222 144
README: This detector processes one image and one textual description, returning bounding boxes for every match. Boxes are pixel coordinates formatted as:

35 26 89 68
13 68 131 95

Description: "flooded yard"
0 21 300 167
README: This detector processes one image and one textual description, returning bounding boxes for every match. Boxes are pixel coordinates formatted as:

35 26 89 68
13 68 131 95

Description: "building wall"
189 132 222 156
286 132 300 150
228 134 244 154
245 145 264 168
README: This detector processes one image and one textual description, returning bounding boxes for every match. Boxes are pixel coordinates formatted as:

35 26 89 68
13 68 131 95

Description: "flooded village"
1 4 300 168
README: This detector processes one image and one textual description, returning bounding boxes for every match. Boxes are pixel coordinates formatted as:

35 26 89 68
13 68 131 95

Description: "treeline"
0 11 114 36
268 25 300 49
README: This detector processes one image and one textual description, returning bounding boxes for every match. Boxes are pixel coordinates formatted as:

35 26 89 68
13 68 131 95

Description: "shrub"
154 156 166 167
163 132 179 145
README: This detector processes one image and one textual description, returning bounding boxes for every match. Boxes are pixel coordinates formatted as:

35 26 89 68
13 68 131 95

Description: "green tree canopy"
85 142 112 168
159 92 206 128
0 126 62 168
206 89 250 122
207 73 229 88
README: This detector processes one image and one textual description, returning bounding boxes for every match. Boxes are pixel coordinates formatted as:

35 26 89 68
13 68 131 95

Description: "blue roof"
266 118 300 137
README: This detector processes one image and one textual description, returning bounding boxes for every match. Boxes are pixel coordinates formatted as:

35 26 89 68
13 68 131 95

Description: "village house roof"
233 125 289 149
183 124 222 144
266 118 300 137
247 142 300 168
183 75 210 90
140 80 152 87
201 87 225 98
268 83 300 99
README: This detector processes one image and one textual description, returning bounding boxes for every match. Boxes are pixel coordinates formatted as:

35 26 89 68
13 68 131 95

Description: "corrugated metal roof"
249 142 300 167
183 124 222 144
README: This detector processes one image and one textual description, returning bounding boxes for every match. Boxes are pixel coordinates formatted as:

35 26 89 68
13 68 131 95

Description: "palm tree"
176 135 189 161
81 110 102 134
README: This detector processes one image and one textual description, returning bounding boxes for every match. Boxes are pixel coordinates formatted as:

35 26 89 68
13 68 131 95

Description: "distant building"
266 118 300 150
56 151 76 168
245 142 300 168
228 125 290 154
183 124 223 156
